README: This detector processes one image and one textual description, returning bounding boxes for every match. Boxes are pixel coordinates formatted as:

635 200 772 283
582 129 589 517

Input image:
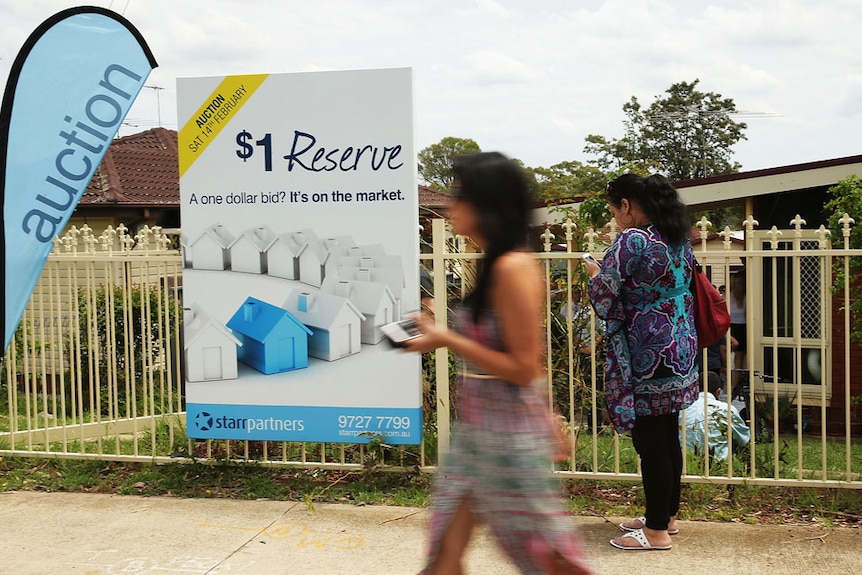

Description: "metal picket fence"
2 217 861 488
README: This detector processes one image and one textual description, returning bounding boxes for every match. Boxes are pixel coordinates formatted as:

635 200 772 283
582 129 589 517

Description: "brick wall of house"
828 296 862 435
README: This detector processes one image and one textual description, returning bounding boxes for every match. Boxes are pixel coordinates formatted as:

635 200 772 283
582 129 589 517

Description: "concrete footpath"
0 491 858 575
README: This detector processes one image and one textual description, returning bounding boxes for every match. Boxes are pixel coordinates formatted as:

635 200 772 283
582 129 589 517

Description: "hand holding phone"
582 253 599 266
380 318 423 348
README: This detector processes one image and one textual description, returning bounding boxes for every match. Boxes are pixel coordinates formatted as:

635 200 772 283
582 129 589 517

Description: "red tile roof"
418 184 452 208
82 127 178 207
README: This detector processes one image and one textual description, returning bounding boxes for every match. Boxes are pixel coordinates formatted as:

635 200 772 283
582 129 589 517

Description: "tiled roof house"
71 127 180 241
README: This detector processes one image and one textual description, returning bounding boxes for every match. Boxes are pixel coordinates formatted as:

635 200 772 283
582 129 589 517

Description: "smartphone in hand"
380 318 423 348
582 253 599 266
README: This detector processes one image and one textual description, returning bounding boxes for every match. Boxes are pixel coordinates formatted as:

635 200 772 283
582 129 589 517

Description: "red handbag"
690 261 731 349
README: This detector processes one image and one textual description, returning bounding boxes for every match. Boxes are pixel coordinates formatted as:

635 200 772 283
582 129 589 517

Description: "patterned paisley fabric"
588 224 699 433
418 307 593 575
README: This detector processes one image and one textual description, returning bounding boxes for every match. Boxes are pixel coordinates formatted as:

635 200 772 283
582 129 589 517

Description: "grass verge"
0 457 431 507
0 456 860 528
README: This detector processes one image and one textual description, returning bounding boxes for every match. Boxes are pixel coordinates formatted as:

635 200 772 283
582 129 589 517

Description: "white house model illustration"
187 223 235 271
226 296 313 375
283 289 365 361
293 229 357 288
181 234 191 268
183 224 411 366
183 305 242 382
229 225 278 274
267 232 305 280
323 235 362 259
322 277 396 344
338 253 406 315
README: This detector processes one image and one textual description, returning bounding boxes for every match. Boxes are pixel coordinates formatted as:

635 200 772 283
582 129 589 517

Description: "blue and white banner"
187 404 423 444
1 7 157 352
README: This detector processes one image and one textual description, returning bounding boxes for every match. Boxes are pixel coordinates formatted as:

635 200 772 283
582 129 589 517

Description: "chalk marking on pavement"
197 521 366 549
78 551 255 574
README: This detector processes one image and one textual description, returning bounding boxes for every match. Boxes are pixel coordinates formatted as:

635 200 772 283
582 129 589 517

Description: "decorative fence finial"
561 218 576 253
766 226 783 249
719 226 733 250
815 225 831 249
695 216 712 248
742 215 759 250
84 233 98 254
541 227 555 253
839 212 855 249
67 225 81 254
790 214 807 237
584 226 600 253
608 218 619 243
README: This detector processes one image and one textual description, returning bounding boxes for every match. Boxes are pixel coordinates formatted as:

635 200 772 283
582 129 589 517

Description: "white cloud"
459 50 541 85
1 0 860 171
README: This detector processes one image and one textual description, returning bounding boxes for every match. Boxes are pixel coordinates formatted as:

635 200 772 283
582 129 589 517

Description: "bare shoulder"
493 251 542 291
495 250 540 274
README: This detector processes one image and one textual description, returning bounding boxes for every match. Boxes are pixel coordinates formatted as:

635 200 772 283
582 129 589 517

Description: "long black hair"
453 152 533 320
605 173 690 246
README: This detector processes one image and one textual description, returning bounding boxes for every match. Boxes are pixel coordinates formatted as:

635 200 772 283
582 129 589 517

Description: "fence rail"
1 219 860 488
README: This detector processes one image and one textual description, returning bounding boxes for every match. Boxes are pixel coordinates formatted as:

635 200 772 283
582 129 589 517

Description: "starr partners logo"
191 409 305 434
195 411 213 431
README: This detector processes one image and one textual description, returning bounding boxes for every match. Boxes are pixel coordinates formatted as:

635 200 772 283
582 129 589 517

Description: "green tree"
691 206 745 231
526 161 606 204
549 161 661 240
584 79 748 181
825 175 862 342
417 137 481 191
76 285 181 416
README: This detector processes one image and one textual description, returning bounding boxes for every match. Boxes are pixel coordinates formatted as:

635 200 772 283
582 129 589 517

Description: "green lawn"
561 428 862 482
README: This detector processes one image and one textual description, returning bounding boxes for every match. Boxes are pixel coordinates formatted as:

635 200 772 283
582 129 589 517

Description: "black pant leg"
631 412 681 530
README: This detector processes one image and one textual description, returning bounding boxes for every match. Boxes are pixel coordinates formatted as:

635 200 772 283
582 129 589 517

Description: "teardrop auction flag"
1 7 157 352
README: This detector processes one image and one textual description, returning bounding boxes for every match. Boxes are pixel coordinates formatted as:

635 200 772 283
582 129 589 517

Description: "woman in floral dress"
404 152 592 574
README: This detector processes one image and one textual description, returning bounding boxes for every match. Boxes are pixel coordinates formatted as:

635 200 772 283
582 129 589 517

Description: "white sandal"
610 528 672 551
619 516 679 535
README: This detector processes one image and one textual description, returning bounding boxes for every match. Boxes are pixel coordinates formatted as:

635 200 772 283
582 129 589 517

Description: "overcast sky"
2 0 860 174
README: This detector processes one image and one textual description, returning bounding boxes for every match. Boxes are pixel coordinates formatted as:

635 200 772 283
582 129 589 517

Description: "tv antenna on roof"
144 85 165 127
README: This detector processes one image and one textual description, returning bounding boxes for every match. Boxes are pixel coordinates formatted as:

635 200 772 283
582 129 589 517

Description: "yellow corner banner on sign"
178 74 268 177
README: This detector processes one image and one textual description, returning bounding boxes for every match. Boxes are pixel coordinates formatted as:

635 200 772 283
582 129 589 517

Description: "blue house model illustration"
226 296 313 375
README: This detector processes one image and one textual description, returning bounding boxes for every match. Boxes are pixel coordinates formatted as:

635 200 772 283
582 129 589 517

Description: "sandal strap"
622 528 651 548
620 516 647 532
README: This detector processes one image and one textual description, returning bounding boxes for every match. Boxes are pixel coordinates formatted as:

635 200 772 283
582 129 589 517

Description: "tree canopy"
583 79 748 181
417 137 481 191
417 80 751 233
525 161 606 204
826 175 862 342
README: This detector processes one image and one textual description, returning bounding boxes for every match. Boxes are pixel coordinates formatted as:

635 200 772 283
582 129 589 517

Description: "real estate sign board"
177 68 421 444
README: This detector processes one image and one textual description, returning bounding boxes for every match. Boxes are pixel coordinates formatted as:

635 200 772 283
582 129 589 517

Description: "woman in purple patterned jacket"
585 173 699 551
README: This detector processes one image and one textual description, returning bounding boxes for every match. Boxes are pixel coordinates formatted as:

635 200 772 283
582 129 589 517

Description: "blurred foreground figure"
404 152 592 574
